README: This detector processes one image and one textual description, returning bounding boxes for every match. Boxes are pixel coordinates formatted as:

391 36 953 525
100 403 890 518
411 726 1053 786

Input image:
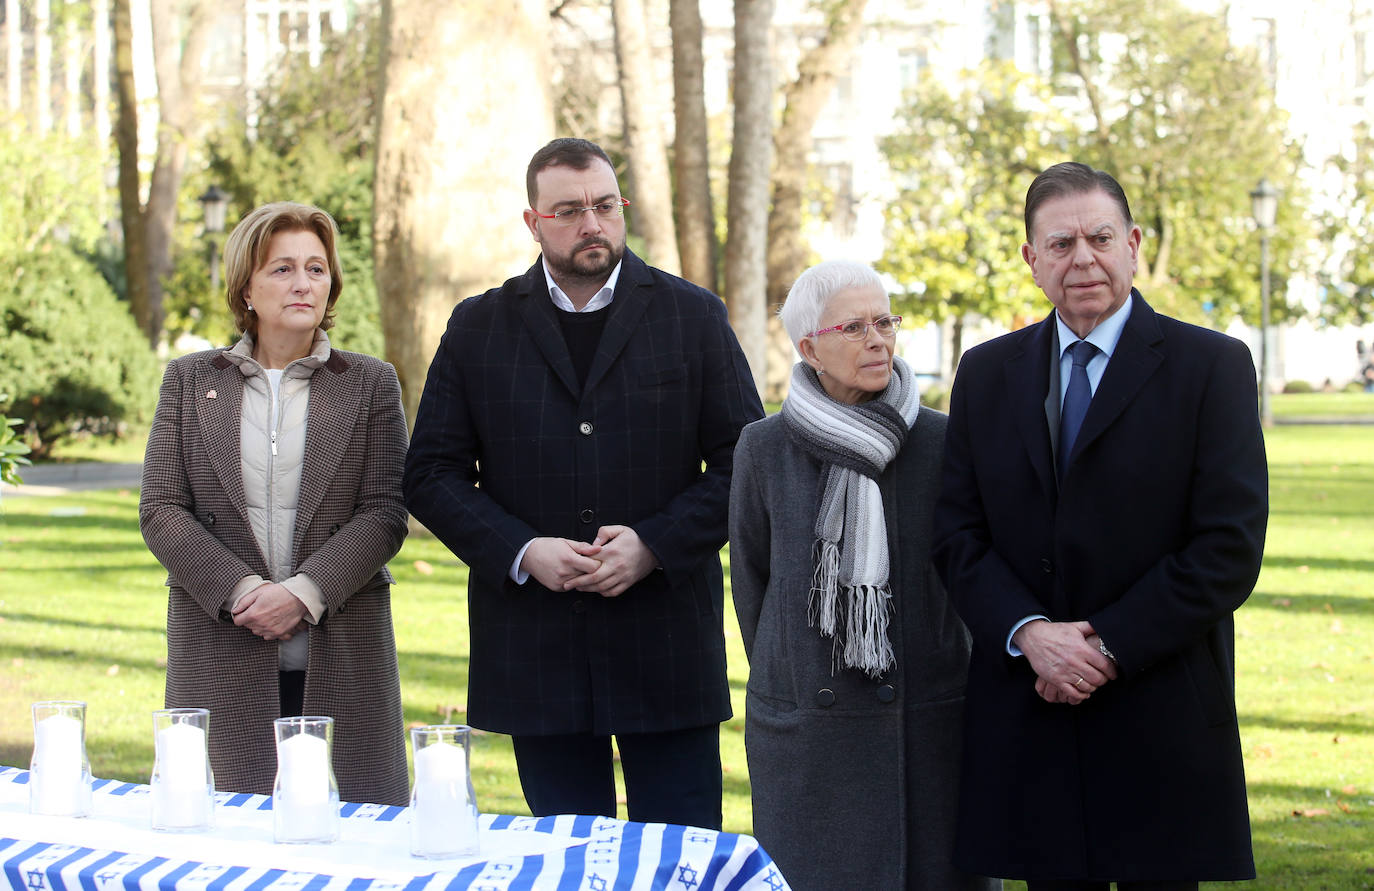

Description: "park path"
0 462 142 497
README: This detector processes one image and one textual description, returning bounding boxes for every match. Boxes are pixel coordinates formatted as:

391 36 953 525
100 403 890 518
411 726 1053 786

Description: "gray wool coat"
139 344 410 805
729 409 997 891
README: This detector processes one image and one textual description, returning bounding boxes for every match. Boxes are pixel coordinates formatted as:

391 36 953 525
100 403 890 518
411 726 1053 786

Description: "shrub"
0 402 31 490
0 245 160 459
1281 379 1314 394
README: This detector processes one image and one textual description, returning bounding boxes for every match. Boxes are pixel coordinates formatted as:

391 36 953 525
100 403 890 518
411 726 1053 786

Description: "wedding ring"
1073 676 1086 689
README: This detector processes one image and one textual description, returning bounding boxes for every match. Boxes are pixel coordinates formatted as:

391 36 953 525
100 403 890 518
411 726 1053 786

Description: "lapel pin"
206 390 217 399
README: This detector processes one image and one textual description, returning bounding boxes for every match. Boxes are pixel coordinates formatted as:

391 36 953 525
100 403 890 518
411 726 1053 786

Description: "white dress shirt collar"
541 258 623 313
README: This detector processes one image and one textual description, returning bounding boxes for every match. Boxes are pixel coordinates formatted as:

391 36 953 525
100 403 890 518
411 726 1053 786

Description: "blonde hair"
223 201 344 336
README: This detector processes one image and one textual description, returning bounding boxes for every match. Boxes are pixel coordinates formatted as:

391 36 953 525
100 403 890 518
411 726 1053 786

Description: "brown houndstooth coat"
139 343 410 805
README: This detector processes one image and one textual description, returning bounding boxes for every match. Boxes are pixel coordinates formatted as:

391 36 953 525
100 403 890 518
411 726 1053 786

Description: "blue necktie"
1058 340 1098 478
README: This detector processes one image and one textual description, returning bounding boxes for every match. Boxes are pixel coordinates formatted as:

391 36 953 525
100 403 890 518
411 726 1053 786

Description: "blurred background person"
729 261 994 890
140 201 410 804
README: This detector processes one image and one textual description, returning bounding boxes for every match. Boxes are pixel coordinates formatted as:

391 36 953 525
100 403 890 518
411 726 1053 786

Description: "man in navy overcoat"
404 138 762 830
933 162 1268 889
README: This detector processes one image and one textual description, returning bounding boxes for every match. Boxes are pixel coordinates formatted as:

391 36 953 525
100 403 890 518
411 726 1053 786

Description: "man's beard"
546 235 625 288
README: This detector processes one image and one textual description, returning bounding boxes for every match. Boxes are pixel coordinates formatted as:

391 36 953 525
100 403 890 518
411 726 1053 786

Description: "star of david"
587 874 609 891
676 864 700 889
763 867 786 890
25 869 46 891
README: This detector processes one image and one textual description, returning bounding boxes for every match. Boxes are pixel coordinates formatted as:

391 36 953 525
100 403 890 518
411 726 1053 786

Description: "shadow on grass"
1260 555 1374 575
0 513 142 533
1239 711 1374 737
0 640 167 672
0 610 166 636
1243 592 1374 615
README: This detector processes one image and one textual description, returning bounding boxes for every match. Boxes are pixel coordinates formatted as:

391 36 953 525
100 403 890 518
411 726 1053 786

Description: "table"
0 768 790 891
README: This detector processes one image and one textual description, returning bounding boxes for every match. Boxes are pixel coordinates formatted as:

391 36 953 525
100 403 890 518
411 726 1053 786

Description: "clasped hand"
521 526 657 599
1013 619 1118 705
233 582 308 641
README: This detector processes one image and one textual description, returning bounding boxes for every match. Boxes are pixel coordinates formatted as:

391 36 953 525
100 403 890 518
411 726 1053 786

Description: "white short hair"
778 260 886 356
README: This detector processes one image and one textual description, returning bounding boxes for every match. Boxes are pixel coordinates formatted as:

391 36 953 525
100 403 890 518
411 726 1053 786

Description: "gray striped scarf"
780 357 920 676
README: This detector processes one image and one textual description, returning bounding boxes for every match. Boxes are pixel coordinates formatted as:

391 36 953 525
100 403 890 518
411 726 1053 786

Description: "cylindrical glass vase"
29 700 92 817
150 708 214 831
409 724 480 858
272 715 339 843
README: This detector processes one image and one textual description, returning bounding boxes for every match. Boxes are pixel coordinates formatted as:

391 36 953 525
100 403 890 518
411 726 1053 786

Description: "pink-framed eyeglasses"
805 315 903 342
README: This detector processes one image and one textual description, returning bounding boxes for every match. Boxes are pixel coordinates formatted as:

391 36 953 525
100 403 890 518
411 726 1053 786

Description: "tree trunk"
760 0 869 401
34 0 51 133
669 0 717 292
5 0 19 114
724 0 774 396
114 0 150 335
374 0 553 426
144 0 210 346
949 314 965 377
64 22 80 137
612 0 681 275
765 0 869 307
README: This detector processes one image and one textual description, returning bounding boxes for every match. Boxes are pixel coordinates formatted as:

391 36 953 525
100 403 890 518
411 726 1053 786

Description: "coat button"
579 509 595 524
876 684 896 703
1041 558 1053 574
330 524 341 535
206 512 216 526
815 688 835 707
579 421 594 435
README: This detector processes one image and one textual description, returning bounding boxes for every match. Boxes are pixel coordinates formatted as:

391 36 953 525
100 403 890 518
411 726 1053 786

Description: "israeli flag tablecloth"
0 768 789 891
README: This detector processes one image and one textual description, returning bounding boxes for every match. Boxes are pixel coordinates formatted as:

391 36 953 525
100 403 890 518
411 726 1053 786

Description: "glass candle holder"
150 708 214 831
409 724 480 858
272 715 339 844
29 700 92 817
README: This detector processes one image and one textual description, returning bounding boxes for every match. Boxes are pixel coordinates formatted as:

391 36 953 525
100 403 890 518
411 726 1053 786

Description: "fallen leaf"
1252 744 1275 759
1333 735 1344 744
414 560 434 575
1342 785 1358 795
1276 598 1292 607
105 664 119 676
1297 565 1309 573
1338 802 1354 814
1293 808 1329 818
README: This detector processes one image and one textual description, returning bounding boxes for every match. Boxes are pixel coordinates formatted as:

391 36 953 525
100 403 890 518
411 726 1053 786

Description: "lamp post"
197 185 230 293
1250 178 1279 429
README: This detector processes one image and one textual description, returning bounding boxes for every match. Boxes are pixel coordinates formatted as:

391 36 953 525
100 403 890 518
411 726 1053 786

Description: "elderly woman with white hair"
729 261 995 890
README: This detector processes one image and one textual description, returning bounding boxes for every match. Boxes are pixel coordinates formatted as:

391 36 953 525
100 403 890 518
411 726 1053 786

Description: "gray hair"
779 260 887 356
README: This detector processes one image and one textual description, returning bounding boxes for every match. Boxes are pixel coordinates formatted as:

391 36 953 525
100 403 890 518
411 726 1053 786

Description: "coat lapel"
1073 292 1164 460
515 260 581 398
1003 314 1057 500
197 355 253 529
583 250 652 396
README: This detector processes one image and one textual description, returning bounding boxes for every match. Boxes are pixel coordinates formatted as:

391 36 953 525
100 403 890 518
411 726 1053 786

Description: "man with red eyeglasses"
404 138 763 829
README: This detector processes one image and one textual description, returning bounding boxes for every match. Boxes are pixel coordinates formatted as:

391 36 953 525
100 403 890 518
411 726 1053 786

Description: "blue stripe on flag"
568 815 597 838
42 844 95 891
243 868 287 891
224 794 254 808
343 877 373 891
205 866 250 891
300 873 333 891
718 847 774 891
155 859 203 891
488 815 515 831
612 821 644 891
648 824 684 889
442 863 485 890
121 855 169 888
75 850 123 891
553 839 586 891
697 833 739 891
5 842 57 891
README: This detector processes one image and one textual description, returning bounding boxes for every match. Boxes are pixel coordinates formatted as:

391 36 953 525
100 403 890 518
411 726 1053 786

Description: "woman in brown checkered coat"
139 202 409 805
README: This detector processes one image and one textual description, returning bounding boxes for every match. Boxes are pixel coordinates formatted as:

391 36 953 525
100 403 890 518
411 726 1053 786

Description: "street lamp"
197 185 230 293
1250 178 1279 429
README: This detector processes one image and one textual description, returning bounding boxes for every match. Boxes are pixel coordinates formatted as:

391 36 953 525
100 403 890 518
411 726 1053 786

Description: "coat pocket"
1181 639 1234 727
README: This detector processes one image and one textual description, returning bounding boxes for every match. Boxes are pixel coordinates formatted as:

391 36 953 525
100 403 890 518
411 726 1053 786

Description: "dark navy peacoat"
404 250 764 736
932 293 1268 882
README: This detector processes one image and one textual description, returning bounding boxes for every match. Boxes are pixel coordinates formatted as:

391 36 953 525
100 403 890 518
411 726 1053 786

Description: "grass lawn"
1 423 1371 887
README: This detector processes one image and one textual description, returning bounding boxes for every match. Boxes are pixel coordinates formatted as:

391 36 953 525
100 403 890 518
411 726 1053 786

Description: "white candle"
275 731 337 842
152 722 211 829
411 740 478 857
31 713 90 816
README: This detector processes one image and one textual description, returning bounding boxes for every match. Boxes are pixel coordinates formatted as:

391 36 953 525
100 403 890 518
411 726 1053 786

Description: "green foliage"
0 114 108 262
192 10 384 356
1319 121 1374 326
1050 0 1309 327
0 245 160 459
1281 379 1315 394
878 61 1066 327
0 404 32 489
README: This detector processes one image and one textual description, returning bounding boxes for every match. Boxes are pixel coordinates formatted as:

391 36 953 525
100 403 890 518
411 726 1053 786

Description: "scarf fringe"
810 538 895 679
